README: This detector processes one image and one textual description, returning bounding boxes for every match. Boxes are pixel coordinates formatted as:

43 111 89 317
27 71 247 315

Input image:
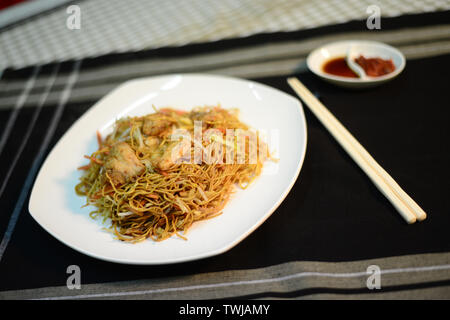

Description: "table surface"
0 1 449 300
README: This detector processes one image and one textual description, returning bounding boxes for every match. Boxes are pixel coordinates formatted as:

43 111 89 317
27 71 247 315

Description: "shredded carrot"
96 130 102 148
89 193 103 200
84 155 104 165
160 108 187 115
101 185 114 194
96 147 110 155
77 164 92 170
146 193 159 199
90 185 114 200
159 170 168 176
127 206 140 214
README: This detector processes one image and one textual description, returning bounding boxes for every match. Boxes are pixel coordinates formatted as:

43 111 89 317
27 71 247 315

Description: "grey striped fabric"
1 252 449 299
1 0 450 70
1 23 450 110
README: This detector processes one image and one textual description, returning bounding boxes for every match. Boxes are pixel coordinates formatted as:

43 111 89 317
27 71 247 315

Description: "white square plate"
29 74 307 265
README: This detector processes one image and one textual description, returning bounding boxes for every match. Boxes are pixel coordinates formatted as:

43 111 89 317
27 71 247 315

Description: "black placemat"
0 53 449 292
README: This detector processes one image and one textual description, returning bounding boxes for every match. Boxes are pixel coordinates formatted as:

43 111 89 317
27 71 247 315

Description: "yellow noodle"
75 106 269 242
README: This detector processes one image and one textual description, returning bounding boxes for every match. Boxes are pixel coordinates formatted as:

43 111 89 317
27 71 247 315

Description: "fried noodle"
75 105 269 242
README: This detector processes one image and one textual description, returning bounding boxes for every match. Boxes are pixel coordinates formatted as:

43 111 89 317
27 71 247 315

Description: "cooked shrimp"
144 136 160 150
142 114 171 136
105 142 144 185
157 140 191 171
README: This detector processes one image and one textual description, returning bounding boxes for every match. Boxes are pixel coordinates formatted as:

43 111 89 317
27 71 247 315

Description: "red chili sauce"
322 57 358 78
322 55 396 78
354 55 396 77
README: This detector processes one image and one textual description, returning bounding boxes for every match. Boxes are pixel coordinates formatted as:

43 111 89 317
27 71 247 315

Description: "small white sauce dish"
306 40 406 89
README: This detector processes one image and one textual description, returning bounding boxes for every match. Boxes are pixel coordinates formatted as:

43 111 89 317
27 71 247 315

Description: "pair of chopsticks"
287 77 426 224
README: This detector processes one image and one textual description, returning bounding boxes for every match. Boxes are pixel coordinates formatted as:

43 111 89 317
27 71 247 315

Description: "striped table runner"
0 8 449 300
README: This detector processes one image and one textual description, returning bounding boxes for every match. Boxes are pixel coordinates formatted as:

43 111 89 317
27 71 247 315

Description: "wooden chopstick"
287 77 427 224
